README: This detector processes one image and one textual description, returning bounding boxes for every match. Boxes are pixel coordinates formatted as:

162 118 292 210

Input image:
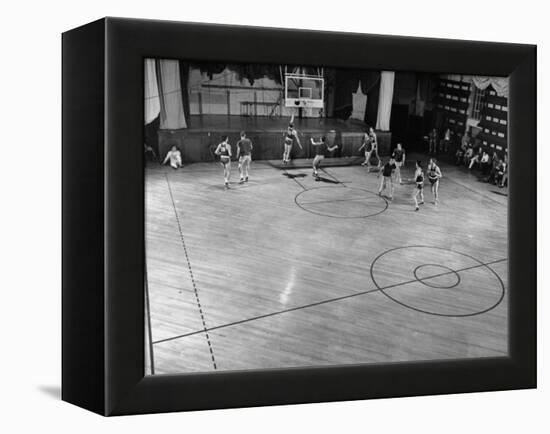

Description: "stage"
156 115 392 163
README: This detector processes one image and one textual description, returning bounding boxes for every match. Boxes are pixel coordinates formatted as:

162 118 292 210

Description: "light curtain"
157 59 187 129
471 76 509 98
144 59 160 125
376 71 395 131
350 81 368 121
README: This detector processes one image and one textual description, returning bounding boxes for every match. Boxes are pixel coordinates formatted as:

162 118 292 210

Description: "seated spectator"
468 147 483 169
495 158 506 187
456 141 467 165
487 152 500 184
163 145 183 169
498 154 508 188
463 145 474 167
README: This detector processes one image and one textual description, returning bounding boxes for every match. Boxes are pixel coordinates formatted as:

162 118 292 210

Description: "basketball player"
378 157 397 200
214 136 232 188
282 115 303 164
358 131 373 167
162 145 183 169
310 136 338 179
368 127 381 168
236 131 253 183
413 160 425 211
427 158 443 204
392 143 406 184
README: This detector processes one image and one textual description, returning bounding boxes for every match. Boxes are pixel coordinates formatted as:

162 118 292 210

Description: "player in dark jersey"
282 115 302 164
427 158 443 204
378 157 397 200
214 135 232 189
236 131 253 183
413 160 425 211
392 143 406 184
358 132 373 167
310 136 338 179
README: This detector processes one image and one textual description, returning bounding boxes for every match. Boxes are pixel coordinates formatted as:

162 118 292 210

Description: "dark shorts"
417 183 424 190
220 156 230 164
429 177 439 185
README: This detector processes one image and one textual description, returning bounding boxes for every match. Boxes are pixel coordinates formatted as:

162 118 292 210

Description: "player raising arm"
282 115 303 164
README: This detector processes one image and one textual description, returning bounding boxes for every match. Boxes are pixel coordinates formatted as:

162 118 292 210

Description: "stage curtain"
157 59 188 129
332 69 379 123
350 81 367 121
178 61 191 125
144 59 160 125
471 76 509 98
376 71 395 131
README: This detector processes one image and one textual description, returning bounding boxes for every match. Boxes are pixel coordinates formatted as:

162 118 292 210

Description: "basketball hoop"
284 70 324 109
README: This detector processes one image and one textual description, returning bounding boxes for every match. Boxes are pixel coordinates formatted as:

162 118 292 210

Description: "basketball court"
145 156 508 375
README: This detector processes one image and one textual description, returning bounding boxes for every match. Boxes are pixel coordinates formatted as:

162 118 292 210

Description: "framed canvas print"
62 17 536 416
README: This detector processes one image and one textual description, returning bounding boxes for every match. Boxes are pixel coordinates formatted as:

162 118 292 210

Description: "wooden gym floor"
145 154 508 375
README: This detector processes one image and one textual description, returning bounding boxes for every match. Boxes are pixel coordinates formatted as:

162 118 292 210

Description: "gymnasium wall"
187 67 321 118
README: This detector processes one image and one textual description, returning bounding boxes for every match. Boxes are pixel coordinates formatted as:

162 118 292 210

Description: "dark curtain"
144 115 160 156
191 62 226 79
189 62 282 85
232 64 282 85
178 60 191 126
365 75 380 128
331 69 380 126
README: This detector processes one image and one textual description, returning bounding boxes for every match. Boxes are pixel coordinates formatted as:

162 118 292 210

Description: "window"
471 86 486 121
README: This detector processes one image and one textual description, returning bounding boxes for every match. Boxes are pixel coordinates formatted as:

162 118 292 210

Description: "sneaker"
419 201 424 205
245 177 248 182
239 178 244 184
415 206 419 211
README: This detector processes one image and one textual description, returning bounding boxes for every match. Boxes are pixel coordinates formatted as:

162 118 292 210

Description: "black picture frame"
62 17 536 416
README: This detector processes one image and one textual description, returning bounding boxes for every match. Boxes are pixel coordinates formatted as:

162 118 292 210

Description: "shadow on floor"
37 385 61 400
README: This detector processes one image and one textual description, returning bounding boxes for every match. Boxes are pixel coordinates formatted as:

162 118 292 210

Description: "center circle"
295 187 388 218
370 246 506 317
413 264 461 289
